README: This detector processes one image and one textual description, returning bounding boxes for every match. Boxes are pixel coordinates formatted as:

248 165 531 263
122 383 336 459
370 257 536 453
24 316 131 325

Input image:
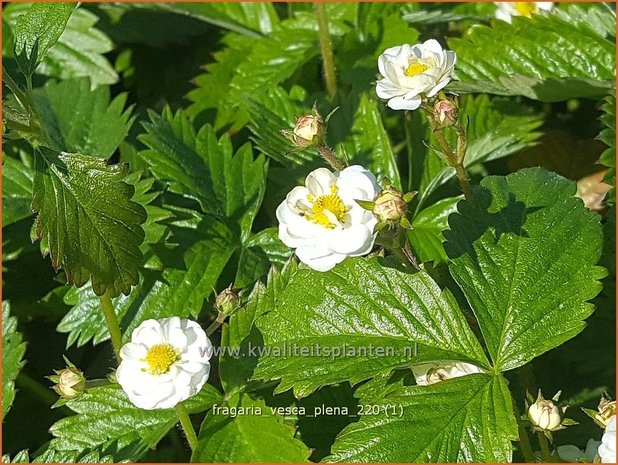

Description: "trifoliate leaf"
408 196 462 264
138 108 267 241
192 394 311 463
444 168 606 371
328 374 517 463
254 257 489 398
31 148 146 297
32 77 133 159
49 383 221 457
449 6 616 101
13 2 75 74
2 156 34 227
2 302 26 419
6 4 117 86
58 216 236 347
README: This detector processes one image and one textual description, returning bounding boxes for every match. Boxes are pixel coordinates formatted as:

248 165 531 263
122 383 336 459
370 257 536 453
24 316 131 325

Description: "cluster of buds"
47 356 86 407
526 390 576 440
214 285 241 322
356 179 416 234
280 104 343 170
583 394 616 428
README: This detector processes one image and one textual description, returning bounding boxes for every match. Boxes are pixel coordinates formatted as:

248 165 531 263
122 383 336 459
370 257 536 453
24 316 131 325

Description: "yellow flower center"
144 343 179 375
404 62 429 77
305 185 348 229
514 2 539 17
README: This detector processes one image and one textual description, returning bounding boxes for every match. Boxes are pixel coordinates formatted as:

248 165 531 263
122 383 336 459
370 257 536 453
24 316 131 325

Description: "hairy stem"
453 162 473 200
175 401 198 452
205 313 226 337
313 2 337 97
318 143 345 171
537 431 553 462
99 292 122 364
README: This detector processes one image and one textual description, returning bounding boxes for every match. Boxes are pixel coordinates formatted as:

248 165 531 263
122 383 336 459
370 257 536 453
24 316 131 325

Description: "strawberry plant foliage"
2 2 614 464
32 149 146 297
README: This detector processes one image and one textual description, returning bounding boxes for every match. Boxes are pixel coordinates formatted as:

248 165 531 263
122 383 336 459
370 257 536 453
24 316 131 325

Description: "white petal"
337 166 380 200
536 2 554 11
306 168 335 196
119 342 147 361
426 77 451 97
422 39 444 56
132 320 164 347
325 225 372 255
295 245 345 272
387 94 422 111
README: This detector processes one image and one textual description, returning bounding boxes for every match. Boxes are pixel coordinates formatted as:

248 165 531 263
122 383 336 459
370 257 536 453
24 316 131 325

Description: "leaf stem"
537 431 553 462
175 401 198 452
99 292 122 364
313 2 337 97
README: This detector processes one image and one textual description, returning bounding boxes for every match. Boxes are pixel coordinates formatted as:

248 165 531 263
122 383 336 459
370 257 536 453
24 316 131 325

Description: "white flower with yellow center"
376 40 456 111
116 317 212 410
494 2 554 23
412 362 483 386
276 165 380 272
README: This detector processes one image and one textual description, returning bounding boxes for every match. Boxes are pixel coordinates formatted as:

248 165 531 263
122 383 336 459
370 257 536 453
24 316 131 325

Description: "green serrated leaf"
192 394 311 462
234 227 292 289
2 156 34 227
2 302 27 419
2 448 115 463
49 383 221 457
221 260 298 394
138 108 267 241
408 196 462 264
32 148 146 297
335 93 401 188
254 257 489 398
599 91 616 204
5 4 118 86
449 6 616 101
229 27 320 105
13 2 75 73
58 215 236 347
328 374 517 462
444 168 606 371
32 77 133 159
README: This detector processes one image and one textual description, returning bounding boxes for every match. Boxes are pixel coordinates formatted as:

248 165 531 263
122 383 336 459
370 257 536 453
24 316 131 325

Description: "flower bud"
292 114 325 147
373 188 408 223
433 99 458 127
215 285 241 317
48 358 85 401
528 391 564 432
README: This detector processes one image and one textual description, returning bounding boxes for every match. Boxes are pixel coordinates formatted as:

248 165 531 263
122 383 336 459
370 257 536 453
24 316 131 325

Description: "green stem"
2 66 29 110
512 400 536 463
453 162 473 201
537 431 553 462
16 372 58 405
318 143 345 171
99 292 122 364
175 401 198 452
205 316 223 337
313 2 337 97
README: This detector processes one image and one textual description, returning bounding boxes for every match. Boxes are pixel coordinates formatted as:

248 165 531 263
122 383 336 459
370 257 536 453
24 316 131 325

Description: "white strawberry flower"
412 362 483 386
494 2 554 23
116 317 212 410
376 40 456 111
599 415 616 463
276 165 380 272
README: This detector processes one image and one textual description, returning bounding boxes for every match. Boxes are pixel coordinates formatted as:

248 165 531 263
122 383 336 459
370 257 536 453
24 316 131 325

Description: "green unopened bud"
434 99 458 127
215 285 241 317
527 391 566 432
47 357 85 402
